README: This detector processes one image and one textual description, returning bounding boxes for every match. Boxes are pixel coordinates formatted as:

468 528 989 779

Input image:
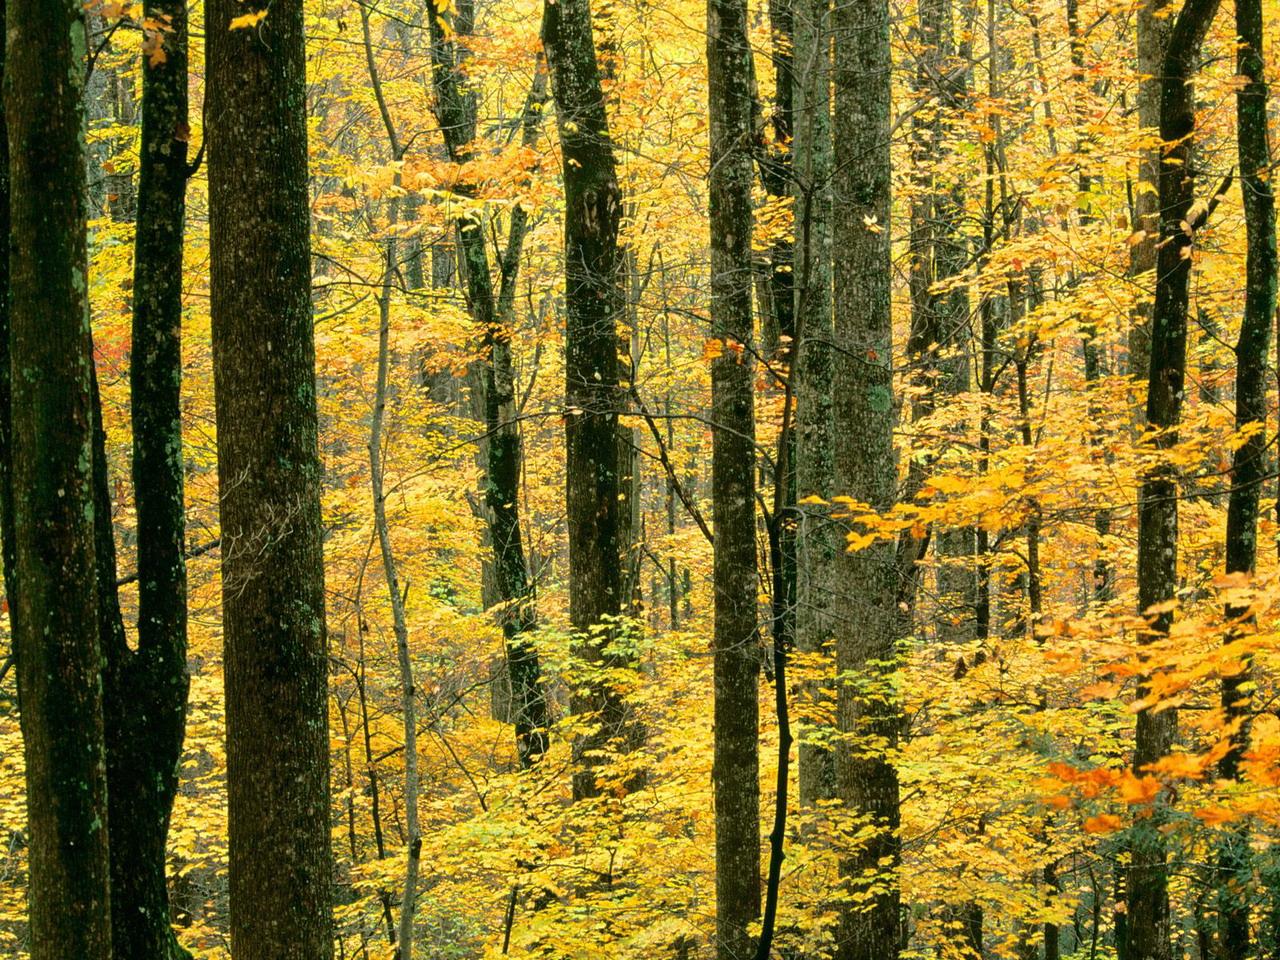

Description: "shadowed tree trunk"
542 0 631 801
708 0 762 955
832 0 900 953
6 0 113 953
206 0 334 953
100 0 193 954
427 0 550 767
1127 0 1221 957
1217 0 1275 952
0 0 14 646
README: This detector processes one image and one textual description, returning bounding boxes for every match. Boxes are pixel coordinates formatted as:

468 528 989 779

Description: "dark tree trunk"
205 0 334 954
0 0 14 630
428 1 550 769
1217 0 1275 951
6 0 113 953
100 0 193 955
708 0 762 956
832 0 900 953
1127 0 1220 957
542 0 630 801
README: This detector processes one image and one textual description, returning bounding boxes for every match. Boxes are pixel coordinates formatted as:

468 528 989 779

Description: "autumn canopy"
0 0 1278 957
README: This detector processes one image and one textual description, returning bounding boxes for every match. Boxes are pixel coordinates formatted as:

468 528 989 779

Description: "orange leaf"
1084 814 1123 835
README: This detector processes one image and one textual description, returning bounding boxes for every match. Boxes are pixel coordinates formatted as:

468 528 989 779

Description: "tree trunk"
832 0 900 953
101 0 194 954
6 0 113 952
206 0 335 953
793 0 836 808
427 3 551 767
0 0 15 647
1127 0 1171 378
1127 1 1220 957
1217 0 1275 951
542 0 630 801
369 202 422 960
708 0 762 955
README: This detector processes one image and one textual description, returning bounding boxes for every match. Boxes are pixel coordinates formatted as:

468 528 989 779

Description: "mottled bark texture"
428 1 550 767
6 0 113 953
0 0 14 630
832 0 901 954
206 0 335 953
1128 0 1220 957
793 0 836 808
542 0 631 801
103 0 193 954
708 0 762 956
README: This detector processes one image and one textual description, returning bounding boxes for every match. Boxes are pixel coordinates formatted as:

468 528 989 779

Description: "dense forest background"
1 0 1279 956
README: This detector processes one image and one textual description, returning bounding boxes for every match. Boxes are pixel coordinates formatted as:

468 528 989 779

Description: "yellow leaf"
229 8 267 29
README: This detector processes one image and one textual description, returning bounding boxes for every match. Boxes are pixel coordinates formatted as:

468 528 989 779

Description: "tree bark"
1127 1 1220 957
793 0 836 808
206 0 334 953
1217 0 1275 951
6 0 113 952
542 0 630 801
0 0 15 642
708 0 762 955
102 0 193 954
427 3 551 766
1127 0 1171 378
832 0 900 954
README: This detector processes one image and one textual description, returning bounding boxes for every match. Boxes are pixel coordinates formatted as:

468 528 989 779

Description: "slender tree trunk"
101 0 193 954
355 16 425 952
793 0 836 808
915 0 975 650
6 0 113 952
1127 2 1220 958
542 0 630 801
1216 0 1275 952
369 203 422 960
708 0 762 955
1067 0 1114 606
206 0 334 953
1128 0 1171 378
427 3 551 767
832 0 900 953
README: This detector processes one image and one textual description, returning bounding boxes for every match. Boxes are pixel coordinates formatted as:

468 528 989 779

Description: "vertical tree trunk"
206 0 334 954
6 0 113 953
916 0 975 649
0 0 15 636
369 203 422 960
357 16 423 954
1127 2 1220 958
1067 0 1114 606
542 0 630 801
708 0 762 955
1217 0 1275 952
101 0 194 954
793 0 836 808
832 0 900 954
1127 0 1171 378
427 3 551 767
